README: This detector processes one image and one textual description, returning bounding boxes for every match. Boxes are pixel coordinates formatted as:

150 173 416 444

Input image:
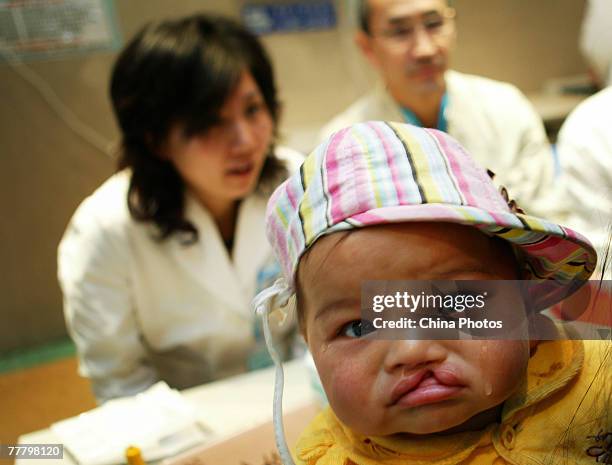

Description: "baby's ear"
300 327 309 344
297 303 309 343
294 284 309 342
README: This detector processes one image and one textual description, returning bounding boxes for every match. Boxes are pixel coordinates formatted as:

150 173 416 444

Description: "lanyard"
400 93 448 132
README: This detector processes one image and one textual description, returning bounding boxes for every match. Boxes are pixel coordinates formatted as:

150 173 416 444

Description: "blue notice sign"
241 1 336 35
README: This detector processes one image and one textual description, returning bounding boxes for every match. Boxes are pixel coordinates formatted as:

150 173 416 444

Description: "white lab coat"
547 87 612 261
58 149 302 402
320 70 554 216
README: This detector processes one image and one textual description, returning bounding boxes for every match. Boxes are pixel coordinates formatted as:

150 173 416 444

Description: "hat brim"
318 203 596 312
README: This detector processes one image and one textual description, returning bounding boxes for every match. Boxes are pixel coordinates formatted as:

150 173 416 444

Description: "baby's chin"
392 403 504 437
346 403 504 438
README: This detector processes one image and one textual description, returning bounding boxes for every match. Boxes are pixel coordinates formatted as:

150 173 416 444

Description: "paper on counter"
51 382 210 465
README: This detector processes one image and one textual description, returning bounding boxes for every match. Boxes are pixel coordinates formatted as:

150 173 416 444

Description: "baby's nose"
383 338 448 374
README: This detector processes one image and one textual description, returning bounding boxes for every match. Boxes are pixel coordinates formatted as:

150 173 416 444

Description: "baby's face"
297 223 530 436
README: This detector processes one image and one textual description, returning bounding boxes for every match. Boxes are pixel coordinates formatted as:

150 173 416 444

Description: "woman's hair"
111 14 285 243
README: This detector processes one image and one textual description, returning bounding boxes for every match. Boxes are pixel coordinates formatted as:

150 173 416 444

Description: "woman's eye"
245 102 265 117
340 319 376 338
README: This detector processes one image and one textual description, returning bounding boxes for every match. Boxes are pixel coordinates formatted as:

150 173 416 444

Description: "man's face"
357 0 456 101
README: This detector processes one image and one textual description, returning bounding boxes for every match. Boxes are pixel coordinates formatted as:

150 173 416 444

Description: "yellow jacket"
294 339 611 465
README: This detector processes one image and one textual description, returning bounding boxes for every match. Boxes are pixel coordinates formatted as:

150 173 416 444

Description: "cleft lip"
389 368 466 406
389 369 429 406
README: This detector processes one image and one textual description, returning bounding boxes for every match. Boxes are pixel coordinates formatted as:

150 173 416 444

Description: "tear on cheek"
483 342 529 396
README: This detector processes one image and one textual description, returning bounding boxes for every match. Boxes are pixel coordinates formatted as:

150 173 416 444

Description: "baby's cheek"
327 357 369 403
483 341 530 397
317 351 376 424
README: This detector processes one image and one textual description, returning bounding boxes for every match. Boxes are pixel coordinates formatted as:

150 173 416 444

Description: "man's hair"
357 0 371 34
357 0 453 35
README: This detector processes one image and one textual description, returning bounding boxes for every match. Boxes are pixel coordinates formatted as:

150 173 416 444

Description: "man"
321 0 553 214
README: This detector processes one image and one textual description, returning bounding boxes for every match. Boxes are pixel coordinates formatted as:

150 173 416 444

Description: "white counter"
17 359 314 465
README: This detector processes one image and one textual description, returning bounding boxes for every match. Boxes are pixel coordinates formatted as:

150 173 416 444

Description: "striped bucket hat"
256 121 596 315
253 121 596 465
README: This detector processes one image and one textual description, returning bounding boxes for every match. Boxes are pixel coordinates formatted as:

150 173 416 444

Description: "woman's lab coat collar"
173 191 270 317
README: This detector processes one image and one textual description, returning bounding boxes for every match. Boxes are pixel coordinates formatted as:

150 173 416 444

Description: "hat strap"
252 279 296 465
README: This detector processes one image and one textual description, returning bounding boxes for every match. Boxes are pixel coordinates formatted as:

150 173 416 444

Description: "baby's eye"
340 319 376 338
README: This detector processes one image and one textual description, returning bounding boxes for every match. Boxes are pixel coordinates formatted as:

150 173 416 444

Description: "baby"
254 122 610 464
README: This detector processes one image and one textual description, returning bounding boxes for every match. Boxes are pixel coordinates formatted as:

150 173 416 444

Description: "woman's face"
297 223 530 436
164 71 274 210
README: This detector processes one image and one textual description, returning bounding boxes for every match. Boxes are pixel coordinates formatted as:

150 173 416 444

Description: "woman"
58 14 301 402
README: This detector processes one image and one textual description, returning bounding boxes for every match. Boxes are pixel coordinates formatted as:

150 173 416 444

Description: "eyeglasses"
370 9 455 50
